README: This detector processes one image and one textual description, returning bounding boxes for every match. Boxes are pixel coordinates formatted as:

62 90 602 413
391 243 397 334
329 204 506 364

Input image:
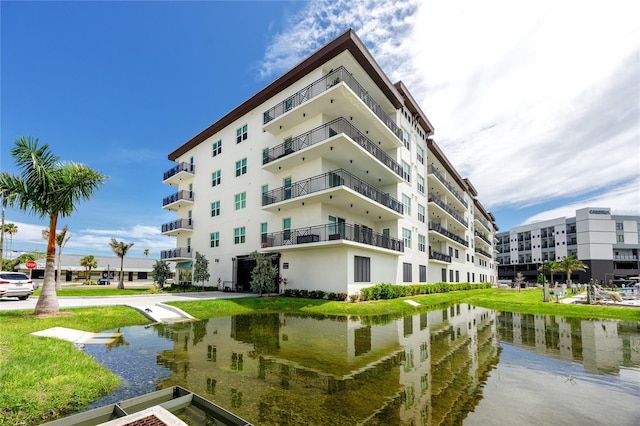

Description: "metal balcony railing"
429 250 452 263
263 223 404 253
428 193 468 227
474 231 492 245
262 168 404 215
614 255 638 260
427 165 468 208
163 162 195 180
262 117 403 178
161 247 192 260
161 218 193 233
163 190 194 207
475 248 492 258
263 66 402 140
428 222 469 247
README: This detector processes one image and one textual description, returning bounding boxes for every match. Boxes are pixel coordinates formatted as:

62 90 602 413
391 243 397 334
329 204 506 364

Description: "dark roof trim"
464 177 478 197
426 139 468 193
393 81 435 136
169 29 404 160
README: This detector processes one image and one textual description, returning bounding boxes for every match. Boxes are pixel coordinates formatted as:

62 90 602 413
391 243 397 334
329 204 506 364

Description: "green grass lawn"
2 287 638 425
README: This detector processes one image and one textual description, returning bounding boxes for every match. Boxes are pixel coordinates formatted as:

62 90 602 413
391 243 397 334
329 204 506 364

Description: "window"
402 194 411 216
403 263 412 282
235 192 246 210
234 227 245 244
616 222 623 231
284 177 292 200
417 146 424 164
211 170 221 187
441 268 447 282
418 204 425 223
261 222 268 244
417 175 425 194
262 148 269 164
212 140 222 157
236 124 248 143
402 161 411 182
283 217 291 241
418 234 426 252
235 158 247 176
210 232 219 248
455 270 459 282
455 249 459 259
402 128 410 150
449 269 454 282
354 256 370 282
211 201 220 217
403 228 411 249
419 265 426 282
617 234 624 242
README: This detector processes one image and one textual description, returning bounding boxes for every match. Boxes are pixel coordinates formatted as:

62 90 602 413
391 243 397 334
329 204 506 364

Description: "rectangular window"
449 269 454 282
283 217 291 241
402 194 411 216
455 249 459 259
418 204 425 223
354 256 371 282
418 234 426 252
419 265 426 282
417 146 424 164
261 222 268 244
210 232 219 248
234 227 245 244
235 158 247 176
417 175 425 194
616 222 623 230
236 124 248 143
403 228 411 249
455 270 459 282
211 201 220 217
617 234 624 242
402 161 411 182
442 268 447 282
402 128 410 150
211 170 221 187
235 192 246 210
212 140 222 157
403 263 412 282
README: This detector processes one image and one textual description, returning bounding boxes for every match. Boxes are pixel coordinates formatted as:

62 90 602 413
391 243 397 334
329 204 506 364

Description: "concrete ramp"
127 302 196 323
31 327 122 344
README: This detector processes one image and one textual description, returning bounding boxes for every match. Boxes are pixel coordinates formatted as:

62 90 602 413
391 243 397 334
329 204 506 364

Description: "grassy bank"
2 288 638 425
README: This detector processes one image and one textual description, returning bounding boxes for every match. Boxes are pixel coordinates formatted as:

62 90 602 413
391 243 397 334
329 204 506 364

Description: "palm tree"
558 255 588 285
43 225 71 290
538 260 561 302
144 249 149 257
4 223 18 258
110 238 134 289
80 255 98 283
0 136 107 314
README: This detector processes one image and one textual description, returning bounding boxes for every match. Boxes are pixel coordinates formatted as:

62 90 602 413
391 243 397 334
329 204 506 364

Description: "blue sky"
1 0 639 258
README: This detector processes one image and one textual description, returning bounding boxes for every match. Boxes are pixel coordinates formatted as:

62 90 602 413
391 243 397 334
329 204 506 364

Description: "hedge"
359 282 491 301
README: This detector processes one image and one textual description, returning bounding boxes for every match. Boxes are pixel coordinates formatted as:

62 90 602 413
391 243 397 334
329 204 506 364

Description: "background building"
161 29 498 294
496 207 639 285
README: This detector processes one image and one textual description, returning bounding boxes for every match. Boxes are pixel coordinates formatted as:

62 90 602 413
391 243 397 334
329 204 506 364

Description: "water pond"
85 304 640 425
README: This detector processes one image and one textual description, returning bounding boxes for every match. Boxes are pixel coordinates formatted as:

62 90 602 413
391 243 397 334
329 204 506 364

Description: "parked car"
0 271 35 300
97 278 111 285
165 278 175 286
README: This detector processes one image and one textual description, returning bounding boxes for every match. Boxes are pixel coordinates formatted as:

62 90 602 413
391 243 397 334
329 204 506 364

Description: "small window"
617 234 624 242
234 227 246 244
261 222 268 244
210 232 219 248
419 265 426 282
417 175 425 194
441 268 447 282
418 204 425 223
235 158 247 176
211 201 220 217
402 194 411 216
616 222 623 231
417 146 424 164
212 140 222 157
354 256 370 282
403 263 412 282
235 192 246 210
402 161 411 182
236 124 248 143
403 228 411 249
211 170 221 187
418 234 426 252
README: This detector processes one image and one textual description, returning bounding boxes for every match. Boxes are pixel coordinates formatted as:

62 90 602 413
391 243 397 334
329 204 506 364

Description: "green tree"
151 259 171 289
558 255 588 285
3 223 18 258
250 251 277 296
0 193 16 260
80 255 98 283
2 251 42 272
0 136 106 314
109 238 134 289
193 251 210 290
43 225 71 290
538 260 560 302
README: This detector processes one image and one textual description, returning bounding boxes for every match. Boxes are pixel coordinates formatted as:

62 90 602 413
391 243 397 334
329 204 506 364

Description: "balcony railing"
161 218 193 233
163 162 195 180
428 194 468 227
475 217 492 233
161 247 192 260
614 255 638 260
262 117 403 178
427 165 468 208
429 249 452 263
474 231 491 245
263 222 404 253
262 168 404 215
163 190 194 207
263 66 402 140
428 222 469 247
475 248 492 258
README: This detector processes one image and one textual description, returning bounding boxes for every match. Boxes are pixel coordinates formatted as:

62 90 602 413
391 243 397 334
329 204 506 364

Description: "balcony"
428 222 468 247
262 222 403 253
474 231 492 246
475 248 492 259
161 247 192 261
262 169 403 221
263 66 402 149
163 162 195 186
262 117 403 184
429 249 452 263
475 217 492 233
428 193 468 227
427 165 468 209
162 190 194 210
161 218 193 236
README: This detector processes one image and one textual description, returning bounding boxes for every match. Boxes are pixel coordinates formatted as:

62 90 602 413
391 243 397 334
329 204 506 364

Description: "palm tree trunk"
34 214 60 314
55 247 63 291
117 257 125 289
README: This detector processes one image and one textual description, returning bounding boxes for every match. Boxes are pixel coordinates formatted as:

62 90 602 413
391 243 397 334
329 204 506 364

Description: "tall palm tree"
110 238 134 289
43 225 71 290
80 255 98 283
0 136 106 314
558 255 588 285
144 249 149 257
4 223 18 257
538 260 560 285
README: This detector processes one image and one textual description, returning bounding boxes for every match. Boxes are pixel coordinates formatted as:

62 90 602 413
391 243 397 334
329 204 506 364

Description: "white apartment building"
161 29 498 295
496 207 640 284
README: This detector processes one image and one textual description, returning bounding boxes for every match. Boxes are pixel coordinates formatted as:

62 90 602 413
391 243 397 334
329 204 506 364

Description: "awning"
176 262 193 269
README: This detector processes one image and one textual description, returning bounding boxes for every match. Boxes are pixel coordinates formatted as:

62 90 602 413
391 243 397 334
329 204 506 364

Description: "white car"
0 271 35 300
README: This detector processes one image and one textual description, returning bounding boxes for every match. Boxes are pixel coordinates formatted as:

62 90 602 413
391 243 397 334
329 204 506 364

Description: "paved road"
0 291 257 312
